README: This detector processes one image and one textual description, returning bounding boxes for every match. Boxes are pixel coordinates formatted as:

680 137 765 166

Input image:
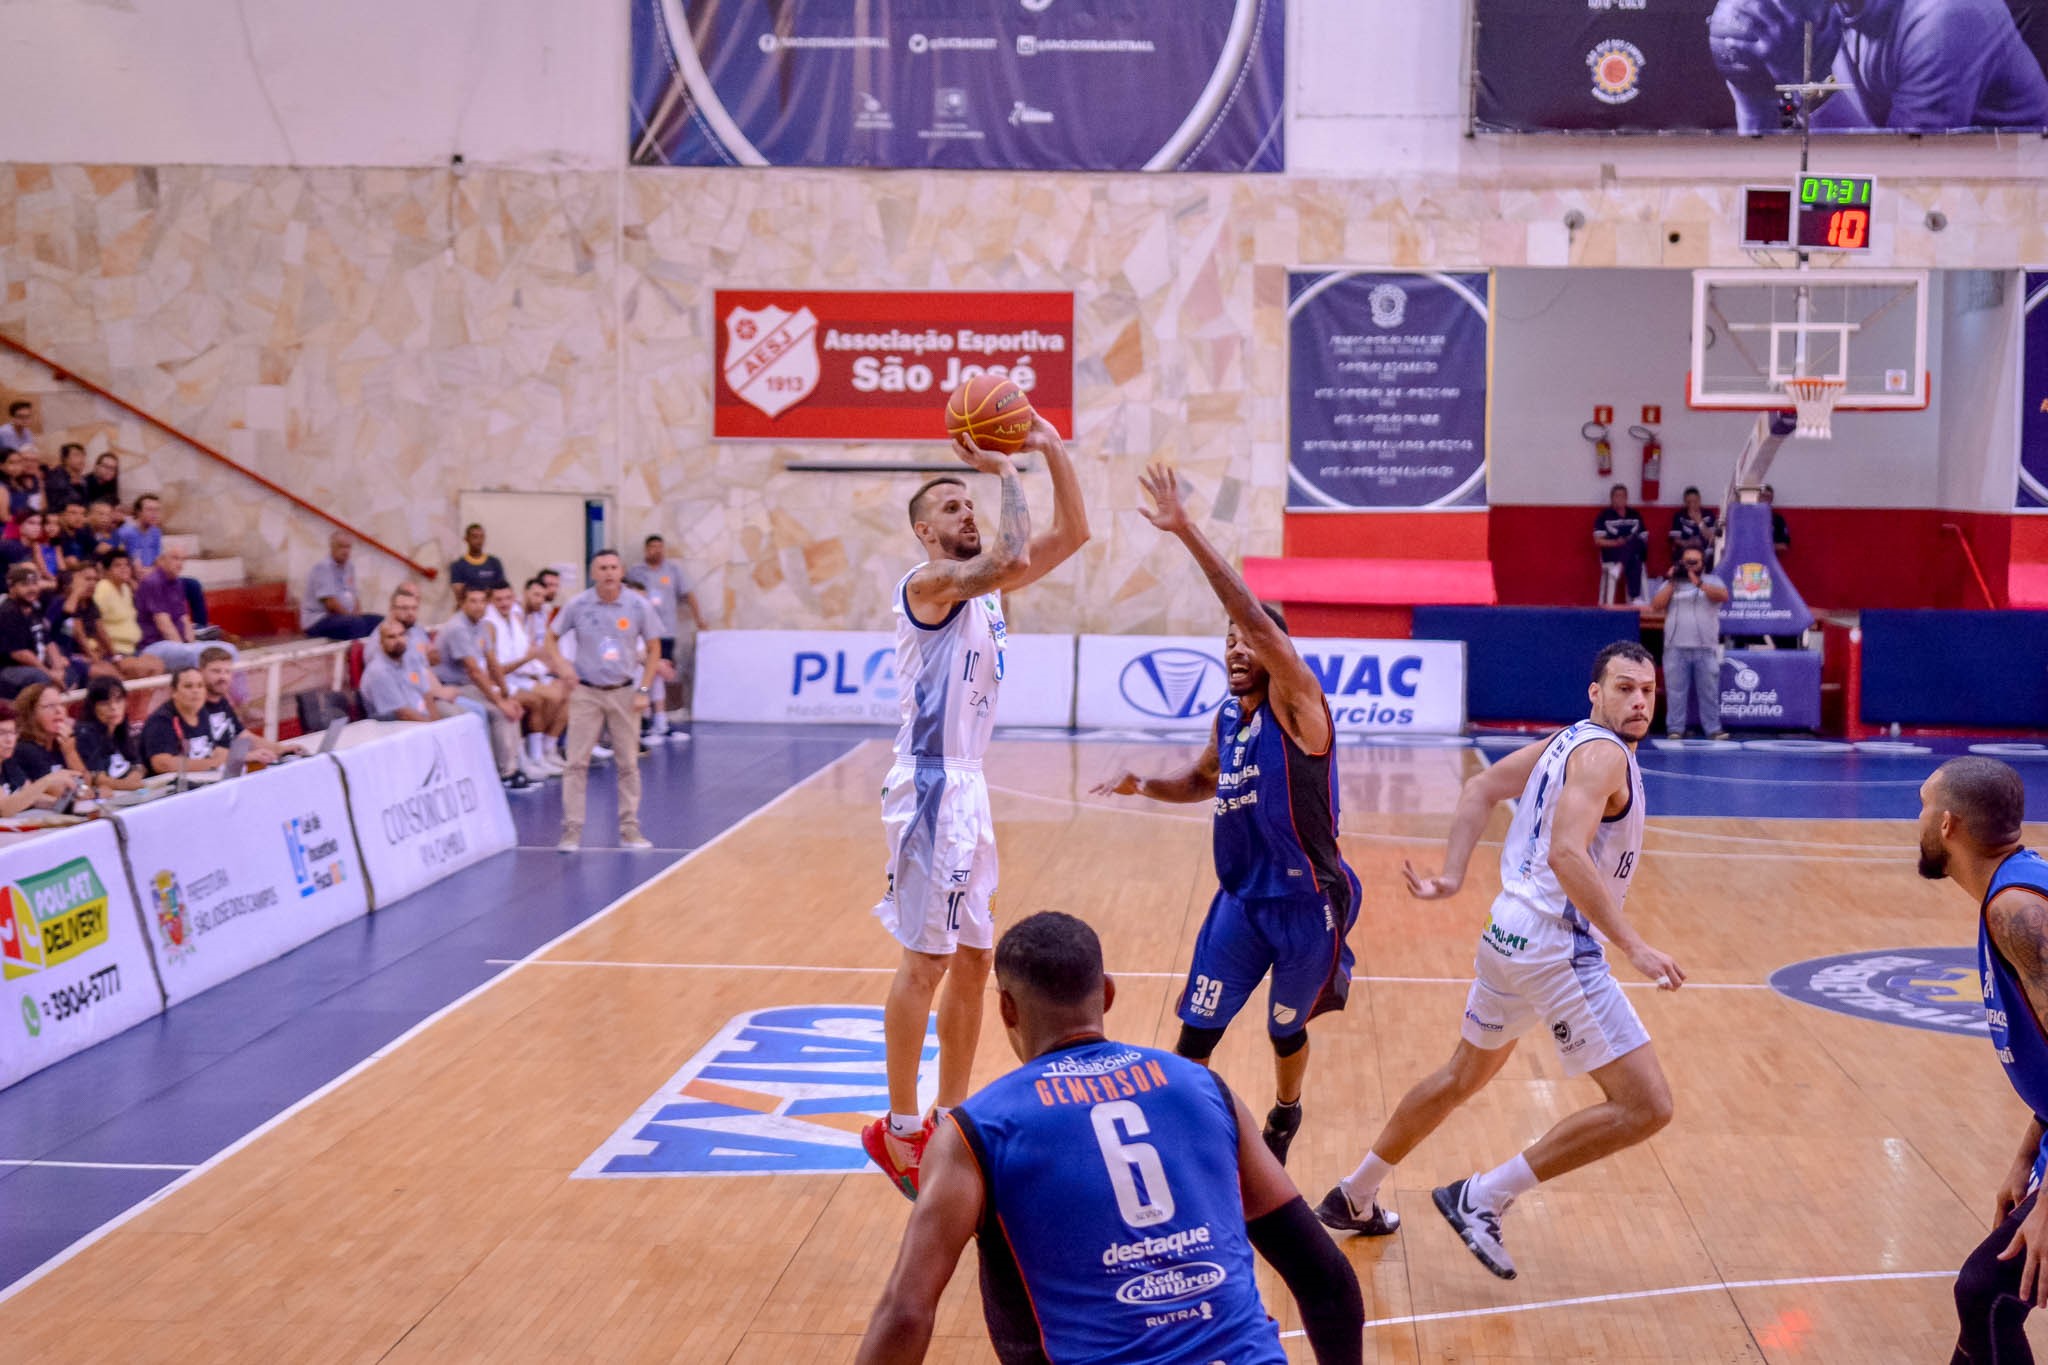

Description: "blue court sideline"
0 726 860 1294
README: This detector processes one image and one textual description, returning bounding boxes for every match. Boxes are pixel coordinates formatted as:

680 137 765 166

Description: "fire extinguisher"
1631 423 1661 503
1581 420 1612 477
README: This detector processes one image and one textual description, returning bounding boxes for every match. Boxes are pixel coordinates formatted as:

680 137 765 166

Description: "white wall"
0 0 621 167
7 0 2048 185
1485 268 2023 511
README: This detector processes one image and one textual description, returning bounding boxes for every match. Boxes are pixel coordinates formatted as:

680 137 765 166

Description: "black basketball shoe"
1261 1100 1302 1166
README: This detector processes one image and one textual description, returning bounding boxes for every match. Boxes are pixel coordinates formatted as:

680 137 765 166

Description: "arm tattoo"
995 469 1030 563
1995 897 2048 1026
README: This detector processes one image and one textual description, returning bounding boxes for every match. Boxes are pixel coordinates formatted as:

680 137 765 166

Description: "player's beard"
939 527 980 560
1916 827 1950 880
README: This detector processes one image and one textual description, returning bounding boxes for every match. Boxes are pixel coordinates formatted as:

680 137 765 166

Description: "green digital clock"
1798 175 1874 208
1796 175 1876 250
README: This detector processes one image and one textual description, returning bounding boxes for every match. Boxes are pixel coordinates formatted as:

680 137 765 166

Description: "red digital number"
1828 208 1869 249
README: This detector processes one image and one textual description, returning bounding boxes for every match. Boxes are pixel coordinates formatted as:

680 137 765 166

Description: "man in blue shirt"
1711 0 2048 133
856 911 1363 1365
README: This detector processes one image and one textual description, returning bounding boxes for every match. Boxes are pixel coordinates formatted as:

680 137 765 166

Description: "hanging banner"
1287 272 1489 510
632 0 1283 171
334 715 517 910
121 758 368 1007
1474 0 2048 135
2021 272 2048 509
1717 502 1814 637
0 821 161 1091
713 290 1073 442
696 630 1075 728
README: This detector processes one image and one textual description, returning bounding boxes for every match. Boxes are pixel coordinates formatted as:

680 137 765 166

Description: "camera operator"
1652 548 1730 741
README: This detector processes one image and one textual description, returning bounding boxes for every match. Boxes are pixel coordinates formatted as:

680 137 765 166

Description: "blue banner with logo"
1716 502 1813 637
632 0 1284 171
1075 636 1466 733
1719 648 1820 731
2022 272 2048 509
1287 272 1489 510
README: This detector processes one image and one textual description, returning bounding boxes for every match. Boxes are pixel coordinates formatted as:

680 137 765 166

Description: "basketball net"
1779 375 1844 440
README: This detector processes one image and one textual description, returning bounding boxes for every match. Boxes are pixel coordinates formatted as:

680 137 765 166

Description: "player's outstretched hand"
1401 859 1461 900
952 430 1016 478
1090 771 1142 798
2001 1194 2048 1305
1137 461 1191 535
1018 412 1066 459
1627 942 1687 990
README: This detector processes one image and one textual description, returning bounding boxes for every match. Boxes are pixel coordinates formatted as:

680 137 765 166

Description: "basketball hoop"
1779 376 1844 440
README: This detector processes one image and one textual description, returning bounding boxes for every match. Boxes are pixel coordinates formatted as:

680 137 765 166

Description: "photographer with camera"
1652 548 1730 741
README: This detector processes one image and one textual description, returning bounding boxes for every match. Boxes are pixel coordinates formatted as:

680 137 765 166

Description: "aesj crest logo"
1119 649 1227 721
576 1005 939 1179
1769 947 1986 1037
722 305 820 419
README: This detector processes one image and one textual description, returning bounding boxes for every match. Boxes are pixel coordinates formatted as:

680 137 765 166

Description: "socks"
930 1105 952 1125
1342 1151 1395 1213
1471 1152 1539 1212
525 733 546 761
888 1112 924 1140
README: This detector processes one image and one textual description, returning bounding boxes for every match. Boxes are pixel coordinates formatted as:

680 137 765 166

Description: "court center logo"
1769 947 1986 1037
1119 648 1227 721
722 304 820 420
576 1005 939 1178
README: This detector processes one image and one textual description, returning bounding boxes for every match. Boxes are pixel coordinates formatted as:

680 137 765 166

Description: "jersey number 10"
1090 1100 1176 1229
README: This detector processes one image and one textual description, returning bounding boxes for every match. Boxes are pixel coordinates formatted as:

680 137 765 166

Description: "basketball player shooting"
1319 641 1684 1280
1092 460 1364 1169
862 414 1088 1199
854 912 1364 1365
1913 757 2048 1363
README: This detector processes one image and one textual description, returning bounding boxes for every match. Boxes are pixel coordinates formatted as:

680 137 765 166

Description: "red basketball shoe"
861 1115 936 1201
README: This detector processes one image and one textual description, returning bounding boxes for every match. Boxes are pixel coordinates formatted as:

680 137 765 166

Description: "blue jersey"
1981 849 2048 1180
1212 696 1352 907
952 1038 1284 1365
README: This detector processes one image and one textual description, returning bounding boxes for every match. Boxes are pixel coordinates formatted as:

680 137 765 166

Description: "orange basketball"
944 373 1035 454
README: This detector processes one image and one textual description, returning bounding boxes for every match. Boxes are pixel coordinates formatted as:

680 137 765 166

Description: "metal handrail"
0 333 435 580
1939 522 1998 610
65 639 351 743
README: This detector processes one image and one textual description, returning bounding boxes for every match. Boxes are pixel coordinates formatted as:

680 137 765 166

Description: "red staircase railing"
0 333 435 580
1939 522 1996 609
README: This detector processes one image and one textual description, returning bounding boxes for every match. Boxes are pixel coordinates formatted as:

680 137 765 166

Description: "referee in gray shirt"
546 549 663 851
1652 547 1731 741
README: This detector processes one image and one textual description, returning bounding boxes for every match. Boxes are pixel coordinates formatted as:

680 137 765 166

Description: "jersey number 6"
1089 1100 1176 1229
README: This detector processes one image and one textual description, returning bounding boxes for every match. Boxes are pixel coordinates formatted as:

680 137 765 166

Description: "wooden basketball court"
0 737 2023 1362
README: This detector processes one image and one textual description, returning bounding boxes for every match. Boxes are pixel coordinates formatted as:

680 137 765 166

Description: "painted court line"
489 960 1770 990
1277 1268 1953 1336
0 740 873 1308
0 1159 197 1172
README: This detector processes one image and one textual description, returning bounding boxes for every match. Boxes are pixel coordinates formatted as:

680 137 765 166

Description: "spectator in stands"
52 499 93 569
84 499 119 561
117 493 163 567
0 711 79 814
10 510 60 587
548 549 662 851
48 562 146 683
199 646 278 763
0 564 70 698
485 581 566 775
85 452 119 510
1593 482 1650 604
94 549 145 658
360 619 466 723
5 450 44 520
74 675 145 791
627 535 699 739
13 683 85 783
1669 487 1719 572
138 547 235 672
434 583 531 789
301 531 381 641
45 444 89 511
448 523 507 608
1653 546 1731 741
387 582 437 663
0 401 35 455
142 667 228 776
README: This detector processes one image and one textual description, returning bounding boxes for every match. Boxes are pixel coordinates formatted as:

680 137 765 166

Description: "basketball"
944 373 1035 454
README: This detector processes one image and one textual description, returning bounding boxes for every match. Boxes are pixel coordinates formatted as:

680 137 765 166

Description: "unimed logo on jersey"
575 1005 939 1178
1769 947 1986 1037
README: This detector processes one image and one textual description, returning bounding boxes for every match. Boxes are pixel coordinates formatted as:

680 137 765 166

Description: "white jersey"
1492 721 1645 940
889 567 1006 763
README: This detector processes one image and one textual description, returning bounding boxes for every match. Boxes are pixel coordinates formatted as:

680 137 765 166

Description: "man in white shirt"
485 582 566 775
0 401 36 456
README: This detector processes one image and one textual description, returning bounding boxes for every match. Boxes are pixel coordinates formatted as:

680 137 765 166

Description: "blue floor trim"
0 725 858 1293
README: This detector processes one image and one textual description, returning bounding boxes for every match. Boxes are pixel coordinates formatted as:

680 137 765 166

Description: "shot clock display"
1795 174 1875 251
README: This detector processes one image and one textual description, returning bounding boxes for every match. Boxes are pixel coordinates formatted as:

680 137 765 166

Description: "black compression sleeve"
1245 1196 1363 1365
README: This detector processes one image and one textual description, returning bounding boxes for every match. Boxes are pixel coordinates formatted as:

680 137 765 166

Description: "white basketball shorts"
873 759 998 955
1458 902 1649 1077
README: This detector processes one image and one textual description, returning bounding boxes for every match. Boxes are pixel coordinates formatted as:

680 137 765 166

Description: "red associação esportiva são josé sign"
714 290 1074 441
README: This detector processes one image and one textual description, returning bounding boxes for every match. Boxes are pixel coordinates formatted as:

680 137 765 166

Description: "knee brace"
1271 1027 1310 1059
1175 1023 1226 1060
